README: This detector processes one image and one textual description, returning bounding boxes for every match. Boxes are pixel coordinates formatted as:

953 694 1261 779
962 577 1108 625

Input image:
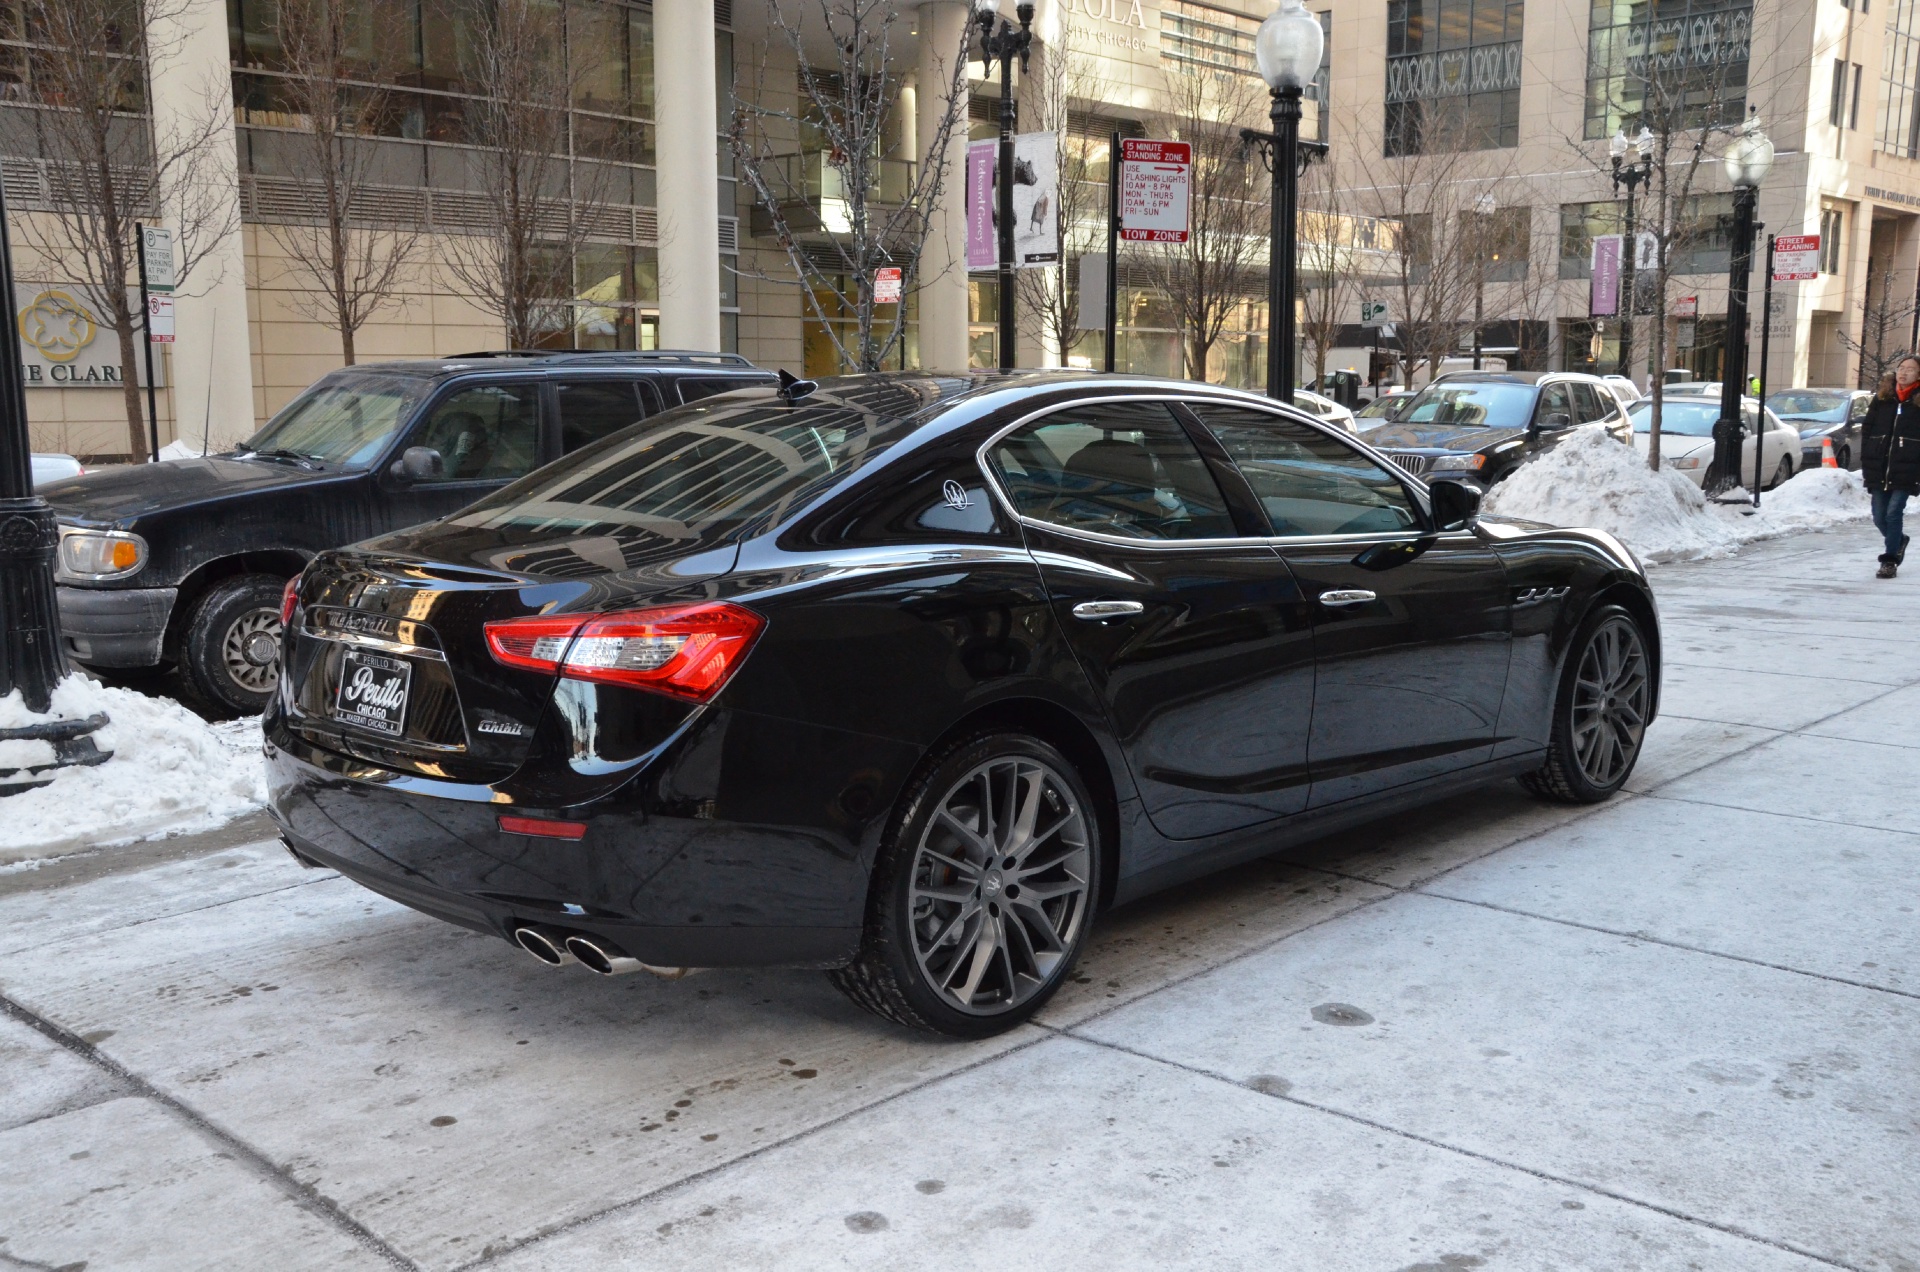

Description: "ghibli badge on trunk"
476 717 527 736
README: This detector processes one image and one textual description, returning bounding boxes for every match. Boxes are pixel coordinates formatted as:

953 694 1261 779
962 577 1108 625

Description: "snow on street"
1 525 1914 1270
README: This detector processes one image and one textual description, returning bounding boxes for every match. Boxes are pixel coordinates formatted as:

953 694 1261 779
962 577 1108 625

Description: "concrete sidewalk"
2 524 1915 1271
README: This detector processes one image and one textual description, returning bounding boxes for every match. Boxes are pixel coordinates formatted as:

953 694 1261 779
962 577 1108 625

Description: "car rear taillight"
280 572 303 625
484 602 765 703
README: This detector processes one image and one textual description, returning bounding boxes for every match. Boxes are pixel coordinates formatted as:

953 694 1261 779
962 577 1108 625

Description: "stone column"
655 1 722 351
917 1 973 373
146 0 253 449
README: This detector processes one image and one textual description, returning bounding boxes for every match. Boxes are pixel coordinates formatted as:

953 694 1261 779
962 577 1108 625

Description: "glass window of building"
1559 201 1625 279
1880 0 1920 158
1385 0 1525 155
1584 0 1751 140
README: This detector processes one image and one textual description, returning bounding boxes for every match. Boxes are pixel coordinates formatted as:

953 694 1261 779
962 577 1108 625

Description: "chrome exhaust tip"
513 925 576 967
563 934 688 979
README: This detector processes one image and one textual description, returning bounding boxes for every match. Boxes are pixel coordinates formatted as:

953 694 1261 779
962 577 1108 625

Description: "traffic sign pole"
136 226 159 462
1754 233 1776 507
1104 130 1119 374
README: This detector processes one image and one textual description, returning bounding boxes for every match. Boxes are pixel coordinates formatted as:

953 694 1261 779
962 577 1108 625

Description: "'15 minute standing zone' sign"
1119 139 1191 244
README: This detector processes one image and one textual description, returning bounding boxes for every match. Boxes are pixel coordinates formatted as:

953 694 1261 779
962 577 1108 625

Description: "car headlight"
57 529 148 580
1668 455 1706 470
1429 454 1487 474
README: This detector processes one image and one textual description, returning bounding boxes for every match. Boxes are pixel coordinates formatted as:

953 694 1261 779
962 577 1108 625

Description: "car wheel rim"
221 607 283 694
908 755 1092 1016
1570 617 1649 789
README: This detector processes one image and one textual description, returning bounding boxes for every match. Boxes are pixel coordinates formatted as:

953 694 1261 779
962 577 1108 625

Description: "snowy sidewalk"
0 524 1914 1270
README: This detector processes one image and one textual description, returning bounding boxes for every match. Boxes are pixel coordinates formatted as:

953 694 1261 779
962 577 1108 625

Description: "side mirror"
1538 412 1572 430
390 446 444 482
1428 477 1482 530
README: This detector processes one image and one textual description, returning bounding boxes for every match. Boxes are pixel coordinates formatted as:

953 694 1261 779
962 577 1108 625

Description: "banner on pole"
147 292 175 343
966 141 996 270
1589 235 1621 316
1118 139 1191 243
1012 132 1059 268
873 266 902 304
1773 234 1820 281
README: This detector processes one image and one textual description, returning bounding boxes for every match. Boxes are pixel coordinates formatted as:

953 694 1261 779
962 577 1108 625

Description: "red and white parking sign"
146 292 174 343
873 266 902 304
1119 139 1191 244
1773 234 1820 281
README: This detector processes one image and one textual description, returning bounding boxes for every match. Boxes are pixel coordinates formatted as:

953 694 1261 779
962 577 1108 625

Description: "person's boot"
1900 535 1911 565
1878 555 1899 579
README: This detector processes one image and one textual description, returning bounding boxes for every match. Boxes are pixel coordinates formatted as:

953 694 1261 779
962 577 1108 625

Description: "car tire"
179 574 287 717
1521 604 1652 805
1768 456 1793 489
829 732 1101 1038
1837 446 1852 471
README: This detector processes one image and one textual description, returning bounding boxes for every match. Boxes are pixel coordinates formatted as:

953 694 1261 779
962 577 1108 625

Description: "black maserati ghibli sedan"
267 372 1660 1038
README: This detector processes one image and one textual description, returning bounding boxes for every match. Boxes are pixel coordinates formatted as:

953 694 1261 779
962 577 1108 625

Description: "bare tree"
260 0 422 364
1297 156 1369 388
19 0 238 460
441 0 609 350
1835 266 1919 387
1145 66 1269 382
731 0 971 373
1013 33 1108 365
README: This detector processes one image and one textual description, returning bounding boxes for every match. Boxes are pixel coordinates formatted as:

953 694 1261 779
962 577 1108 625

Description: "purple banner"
1590 234 1621 317
966 141 996 270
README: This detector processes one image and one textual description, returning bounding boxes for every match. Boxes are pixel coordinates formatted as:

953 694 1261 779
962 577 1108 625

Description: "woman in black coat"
1862 355 1920 578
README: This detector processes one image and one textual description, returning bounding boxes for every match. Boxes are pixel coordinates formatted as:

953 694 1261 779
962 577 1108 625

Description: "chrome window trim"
973 389 1433 552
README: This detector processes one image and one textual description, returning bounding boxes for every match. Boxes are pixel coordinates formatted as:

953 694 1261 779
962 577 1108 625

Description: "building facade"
12 0 1919 459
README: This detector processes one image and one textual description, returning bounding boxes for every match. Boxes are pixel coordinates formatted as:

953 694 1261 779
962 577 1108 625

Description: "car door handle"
1072 600 1145 621
1318 589 1377 608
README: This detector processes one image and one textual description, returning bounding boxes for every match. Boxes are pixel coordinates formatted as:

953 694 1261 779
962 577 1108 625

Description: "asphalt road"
3 524 1915 1271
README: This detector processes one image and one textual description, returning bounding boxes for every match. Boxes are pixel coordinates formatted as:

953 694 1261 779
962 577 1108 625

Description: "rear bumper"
57 585 176 667
263 716 903 969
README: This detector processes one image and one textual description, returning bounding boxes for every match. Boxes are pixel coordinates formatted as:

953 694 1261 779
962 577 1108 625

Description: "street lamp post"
973 0 1034 373
1609 126 1654 385
1708 113 1773 496
0 168 66 714
1471 192 1496 371
1240 0 1324 404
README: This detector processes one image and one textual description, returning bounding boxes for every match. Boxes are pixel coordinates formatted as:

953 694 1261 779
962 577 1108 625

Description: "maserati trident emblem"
941 479 972 511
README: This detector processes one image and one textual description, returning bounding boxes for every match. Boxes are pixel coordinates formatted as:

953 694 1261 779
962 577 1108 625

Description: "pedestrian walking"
1861 355 1920 578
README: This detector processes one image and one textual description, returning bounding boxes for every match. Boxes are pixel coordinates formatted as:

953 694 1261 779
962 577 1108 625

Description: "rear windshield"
445 387 918 546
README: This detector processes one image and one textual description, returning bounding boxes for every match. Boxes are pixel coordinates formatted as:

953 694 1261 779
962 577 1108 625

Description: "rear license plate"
331 649 411 737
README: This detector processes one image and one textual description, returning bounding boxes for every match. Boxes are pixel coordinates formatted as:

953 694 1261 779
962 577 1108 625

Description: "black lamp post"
1608 126 1653 383
0 170 67 714
1707 113 1773 496
973 0 1034 373
1238 0 1324 404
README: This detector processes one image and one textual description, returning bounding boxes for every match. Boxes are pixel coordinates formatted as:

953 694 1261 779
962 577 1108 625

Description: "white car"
1601 375 1641 408
1627 395 1799 489
1290 388 1358 433
31 453 84 487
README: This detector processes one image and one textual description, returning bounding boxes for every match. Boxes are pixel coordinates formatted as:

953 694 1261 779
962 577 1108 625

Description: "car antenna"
777 368 818 405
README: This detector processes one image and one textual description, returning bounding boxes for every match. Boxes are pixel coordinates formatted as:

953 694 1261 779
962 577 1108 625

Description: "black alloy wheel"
179 573 287 717
1522 604 1651 804
830 733 1098 1037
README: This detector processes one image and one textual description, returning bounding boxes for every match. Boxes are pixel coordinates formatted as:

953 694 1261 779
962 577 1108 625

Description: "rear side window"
556 380 645 452
988 402 1236 541
677 377 764 404
1187 405 1422 538
409 382 541 481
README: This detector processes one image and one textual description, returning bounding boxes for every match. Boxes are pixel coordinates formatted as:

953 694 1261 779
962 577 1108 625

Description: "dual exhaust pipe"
512 925 690 980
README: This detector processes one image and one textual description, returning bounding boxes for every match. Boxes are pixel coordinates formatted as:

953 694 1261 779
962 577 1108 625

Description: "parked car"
1291 387 1358 433
1765 387 1870 471
1357 371 1634 489
270 371 1661 1038
1628 395 1799 488
31 453 83 487
1353 389 1415 429
41 350 774 714
1600 375 1642 408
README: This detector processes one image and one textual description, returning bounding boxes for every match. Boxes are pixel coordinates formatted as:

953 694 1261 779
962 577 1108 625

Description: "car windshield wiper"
235 445 323 470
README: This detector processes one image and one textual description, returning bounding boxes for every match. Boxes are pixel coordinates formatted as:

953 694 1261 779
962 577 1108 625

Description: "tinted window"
241 372 432 467
1534 382 1573 424
1397 382 1536 429
410 383 541 481
556 380 644 452
1850 395 1870 421
1187 405 1422 538
678 377 764 404
1571 383 1607 424
989 402 1236 541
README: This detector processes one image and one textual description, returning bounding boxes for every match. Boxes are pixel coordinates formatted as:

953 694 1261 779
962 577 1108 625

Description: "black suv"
42 350 773 713
1360 371 1634 489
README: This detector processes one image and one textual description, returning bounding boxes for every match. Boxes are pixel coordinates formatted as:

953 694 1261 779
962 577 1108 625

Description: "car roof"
346 350 765 378
1427 371 1606 387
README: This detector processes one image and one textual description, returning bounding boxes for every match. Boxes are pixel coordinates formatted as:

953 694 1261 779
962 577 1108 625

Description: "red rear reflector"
484 602 764 703
498 815 588 840
280 572 303 625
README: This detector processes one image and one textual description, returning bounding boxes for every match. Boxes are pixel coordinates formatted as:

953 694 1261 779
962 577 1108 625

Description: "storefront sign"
1773 234 1819 281
14 286 158 388
873 266 902 304
1119 139 1191 244
1590 234 1621 316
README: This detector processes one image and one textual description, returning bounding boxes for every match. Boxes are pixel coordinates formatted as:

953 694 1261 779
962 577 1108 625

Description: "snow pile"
0 676 265 862
1482 426 1872 564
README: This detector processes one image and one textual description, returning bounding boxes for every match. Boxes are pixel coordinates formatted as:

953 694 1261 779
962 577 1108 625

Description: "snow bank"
1481 426 1871 564
0 676 265 862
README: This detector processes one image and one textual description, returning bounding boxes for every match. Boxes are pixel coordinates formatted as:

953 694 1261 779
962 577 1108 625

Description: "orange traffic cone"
1822 437 1838 468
